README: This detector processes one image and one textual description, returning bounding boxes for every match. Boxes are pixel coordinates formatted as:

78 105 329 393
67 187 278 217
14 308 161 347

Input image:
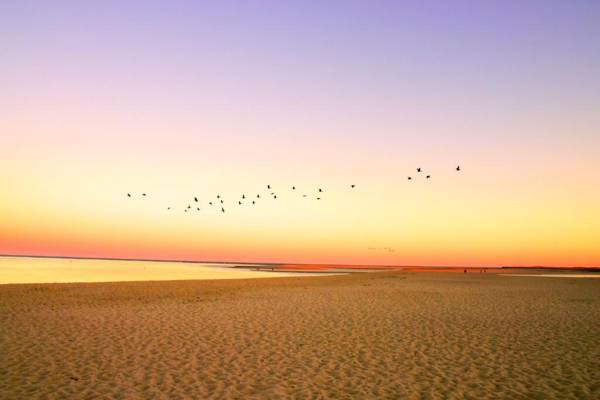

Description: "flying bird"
317 197 321 200
242 194 245 199
194 197 198 202
292 186 296 190
209 202 213 206
252 201 255 204
351 184 355 188
408 177 412 180
426 175 431 179
267 184 271 189
238 201 242 205
196 207 200 211
221 207 225 213
187 205 191 209
127 193 131 198
220 200 224 204
257 194 260 198
456 165 461 171
142 193 147 196
417 168 421 173
318 188 323 192
217 195 220 199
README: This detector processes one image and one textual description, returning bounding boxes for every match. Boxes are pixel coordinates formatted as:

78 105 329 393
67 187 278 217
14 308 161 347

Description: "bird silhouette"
426 175 431 179
167 207 171 210
274 195 277 199
303 194 307 197
194 197 198 202
187 205 191 209
242 194 245 199
408 177 412 180
238 201 242 205
127 193 131 198
252 201 255 204
221 207 225 213
196 207 200 211
209 202 213 206
351 184 355 188
292 186 296 190
456 165 461 171
220 200 224 204
267 184 271 189
217 195 220 199
318 188 323 192
142 193 147 196
257 194 260 198
417 168 421 172
317 197 321 200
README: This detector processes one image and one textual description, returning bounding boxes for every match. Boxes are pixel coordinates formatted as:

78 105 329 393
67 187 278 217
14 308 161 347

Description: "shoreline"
2 255 598 285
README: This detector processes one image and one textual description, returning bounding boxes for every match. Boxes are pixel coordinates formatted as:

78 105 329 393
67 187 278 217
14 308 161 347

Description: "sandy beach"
1 271 599 399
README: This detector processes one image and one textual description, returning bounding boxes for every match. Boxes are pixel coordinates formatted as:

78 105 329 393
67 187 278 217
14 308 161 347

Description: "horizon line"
1 253 598 270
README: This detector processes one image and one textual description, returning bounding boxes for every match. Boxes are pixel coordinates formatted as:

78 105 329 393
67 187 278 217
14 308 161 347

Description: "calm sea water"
0 256 334 284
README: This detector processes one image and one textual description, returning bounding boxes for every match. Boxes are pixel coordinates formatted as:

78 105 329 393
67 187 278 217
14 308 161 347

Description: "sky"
2 0 599 267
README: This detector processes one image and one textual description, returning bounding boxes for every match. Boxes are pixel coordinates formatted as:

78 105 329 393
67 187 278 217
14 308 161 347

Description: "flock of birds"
126 165 462 214
407 165 460 181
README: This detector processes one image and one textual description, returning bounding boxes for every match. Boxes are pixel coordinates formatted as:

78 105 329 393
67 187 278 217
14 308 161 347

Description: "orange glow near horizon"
2 2 600 267
2 161 599 267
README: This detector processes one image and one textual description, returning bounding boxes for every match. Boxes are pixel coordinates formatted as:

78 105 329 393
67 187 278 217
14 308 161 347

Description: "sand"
504 274 600 278
1 272 599 399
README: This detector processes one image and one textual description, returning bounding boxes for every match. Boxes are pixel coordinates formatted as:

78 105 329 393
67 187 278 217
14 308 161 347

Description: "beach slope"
1 272 599 399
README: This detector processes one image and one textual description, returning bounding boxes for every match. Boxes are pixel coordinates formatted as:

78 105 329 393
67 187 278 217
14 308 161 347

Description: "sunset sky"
2 1 599 267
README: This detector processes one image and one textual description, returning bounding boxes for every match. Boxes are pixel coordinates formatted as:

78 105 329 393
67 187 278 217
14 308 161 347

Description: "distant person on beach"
464 269 467 274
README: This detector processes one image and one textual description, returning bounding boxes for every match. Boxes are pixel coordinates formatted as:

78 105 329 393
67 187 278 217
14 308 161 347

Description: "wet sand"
503 274 600 278
1 272 599 399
